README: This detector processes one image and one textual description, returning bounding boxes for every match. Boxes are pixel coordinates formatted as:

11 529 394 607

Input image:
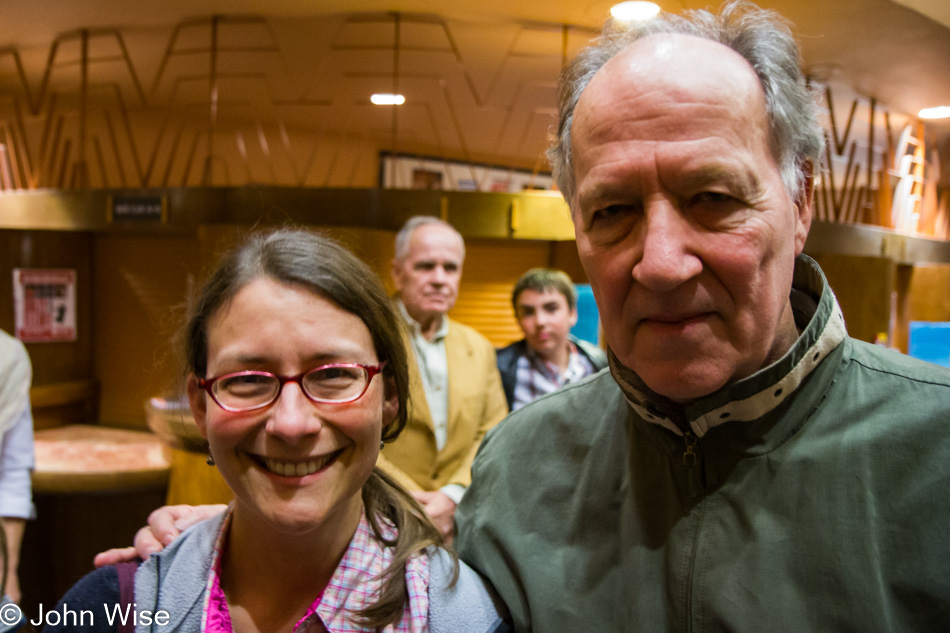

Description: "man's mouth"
257 450 342 477
643 311 708 325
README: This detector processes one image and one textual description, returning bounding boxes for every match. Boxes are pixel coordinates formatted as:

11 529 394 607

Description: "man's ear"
569 306 579 328
187 374 210 440
390 259 404 293
794 161 815 256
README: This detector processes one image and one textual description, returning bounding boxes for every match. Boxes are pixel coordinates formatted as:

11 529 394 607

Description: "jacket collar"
609 255 848 439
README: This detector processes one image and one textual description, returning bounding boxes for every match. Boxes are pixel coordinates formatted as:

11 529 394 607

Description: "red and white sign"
13 268 77 342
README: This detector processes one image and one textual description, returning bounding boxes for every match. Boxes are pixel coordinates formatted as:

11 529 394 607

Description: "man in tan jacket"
377 216 508 538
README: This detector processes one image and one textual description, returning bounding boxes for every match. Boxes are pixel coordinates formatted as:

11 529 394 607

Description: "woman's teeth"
263 452 336 477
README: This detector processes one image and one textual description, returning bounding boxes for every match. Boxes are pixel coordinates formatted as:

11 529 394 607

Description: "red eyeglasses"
197 362 386 412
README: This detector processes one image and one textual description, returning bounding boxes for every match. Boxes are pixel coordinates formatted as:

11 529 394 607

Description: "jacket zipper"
683 428 703 633
683 429 700 498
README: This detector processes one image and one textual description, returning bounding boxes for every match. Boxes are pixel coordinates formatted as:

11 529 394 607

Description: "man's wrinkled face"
570 34 811 403
391 224 464 324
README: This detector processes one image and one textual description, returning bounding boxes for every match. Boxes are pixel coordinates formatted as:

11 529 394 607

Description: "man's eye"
692 192 738 206
583 203 639 243
593 204 632 221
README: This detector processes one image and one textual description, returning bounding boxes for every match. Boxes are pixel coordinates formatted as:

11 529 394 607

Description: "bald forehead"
577 33 764 124
407 224 464 258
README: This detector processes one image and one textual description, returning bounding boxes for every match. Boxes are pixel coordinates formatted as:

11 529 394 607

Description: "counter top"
32 424 170 493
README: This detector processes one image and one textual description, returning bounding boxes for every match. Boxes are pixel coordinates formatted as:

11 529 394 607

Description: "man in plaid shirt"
496 269 606 411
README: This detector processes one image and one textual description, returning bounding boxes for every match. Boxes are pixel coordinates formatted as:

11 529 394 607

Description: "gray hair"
393 216 465 262
548 0 824 207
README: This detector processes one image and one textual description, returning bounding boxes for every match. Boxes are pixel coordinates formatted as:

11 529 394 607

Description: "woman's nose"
266 381 322 441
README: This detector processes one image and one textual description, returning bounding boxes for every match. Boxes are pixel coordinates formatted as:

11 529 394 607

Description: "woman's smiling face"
188 276 396 536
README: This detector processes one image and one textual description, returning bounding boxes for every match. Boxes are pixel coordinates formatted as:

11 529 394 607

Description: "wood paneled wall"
814 253 950 352
8 224 944 430
0 230 94 384
93 234 199 427
88 226 578 429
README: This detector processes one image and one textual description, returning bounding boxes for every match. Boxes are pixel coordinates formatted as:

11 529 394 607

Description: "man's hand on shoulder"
93 504 228 567
412 490 457 542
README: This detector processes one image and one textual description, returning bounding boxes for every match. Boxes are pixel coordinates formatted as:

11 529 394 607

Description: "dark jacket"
496 336 607 410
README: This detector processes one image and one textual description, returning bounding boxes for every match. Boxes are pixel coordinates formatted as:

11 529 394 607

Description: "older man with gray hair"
378 216 508 538
456 2 950 631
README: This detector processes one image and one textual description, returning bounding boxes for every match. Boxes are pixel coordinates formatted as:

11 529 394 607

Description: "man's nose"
431 266 447 285
266 381 322 442
631 201 702 291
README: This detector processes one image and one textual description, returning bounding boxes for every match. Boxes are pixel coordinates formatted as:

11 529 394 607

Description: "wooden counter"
22 424 171 617
32 424 170 493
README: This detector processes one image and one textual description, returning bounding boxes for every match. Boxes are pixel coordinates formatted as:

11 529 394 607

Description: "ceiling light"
610 1 661 22
918 106 950 120
371 93 405 106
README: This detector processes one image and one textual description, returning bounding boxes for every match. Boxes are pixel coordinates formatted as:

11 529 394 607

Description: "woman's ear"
187 374 210 440
381 374 400 431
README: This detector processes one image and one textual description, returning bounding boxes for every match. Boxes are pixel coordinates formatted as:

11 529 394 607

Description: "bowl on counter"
145 396 208 453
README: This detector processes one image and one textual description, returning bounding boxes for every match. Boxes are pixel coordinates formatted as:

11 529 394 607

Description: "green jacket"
456 255 950 632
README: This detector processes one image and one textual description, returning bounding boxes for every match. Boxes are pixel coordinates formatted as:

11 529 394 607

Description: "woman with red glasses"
44 229 508 633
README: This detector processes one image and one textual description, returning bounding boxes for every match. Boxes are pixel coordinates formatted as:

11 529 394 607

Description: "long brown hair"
186 228 453 628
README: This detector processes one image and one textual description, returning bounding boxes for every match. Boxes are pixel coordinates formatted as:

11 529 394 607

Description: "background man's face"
570 34 811 403
515 288 577 362
392 224 464 323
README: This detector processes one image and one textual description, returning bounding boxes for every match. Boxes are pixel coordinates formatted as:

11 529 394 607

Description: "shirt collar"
396 299 450 342
526 339 585 382
204 506 430 633
609 255 848 438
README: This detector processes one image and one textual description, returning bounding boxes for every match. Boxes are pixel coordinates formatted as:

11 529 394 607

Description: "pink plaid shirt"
203 508 429 633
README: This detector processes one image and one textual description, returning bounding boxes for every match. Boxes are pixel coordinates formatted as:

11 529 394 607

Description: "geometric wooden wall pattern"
814 83 947 239
0 12 944 240
0 13 598 191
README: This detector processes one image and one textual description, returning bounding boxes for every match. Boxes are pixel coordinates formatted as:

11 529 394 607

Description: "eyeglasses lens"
302 365 368 402
212 365 370 411
214 373 278 410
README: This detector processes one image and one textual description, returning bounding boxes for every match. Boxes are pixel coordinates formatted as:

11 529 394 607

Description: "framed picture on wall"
381 152 555 193
12 268 77 342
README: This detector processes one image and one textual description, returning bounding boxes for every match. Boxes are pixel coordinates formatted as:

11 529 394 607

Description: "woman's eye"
220 374 273 394
304 366 363 396
309 366 360 383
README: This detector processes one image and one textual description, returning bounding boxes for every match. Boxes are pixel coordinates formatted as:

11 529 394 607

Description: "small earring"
379 440 385 450
206 453 215 466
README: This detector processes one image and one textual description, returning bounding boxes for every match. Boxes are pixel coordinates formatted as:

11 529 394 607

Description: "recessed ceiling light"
371 93 406 106
610 1 661 22
918 106 950 120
